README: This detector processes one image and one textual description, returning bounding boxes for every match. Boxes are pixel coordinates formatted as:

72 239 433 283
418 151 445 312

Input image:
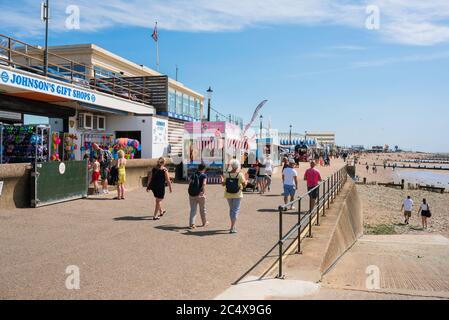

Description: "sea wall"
320 181 363 275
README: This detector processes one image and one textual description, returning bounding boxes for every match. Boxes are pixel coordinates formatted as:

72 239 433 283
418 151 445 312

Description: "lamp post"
42 0 50 76
206 86 213 122
259 115 263 161
289 124 292 146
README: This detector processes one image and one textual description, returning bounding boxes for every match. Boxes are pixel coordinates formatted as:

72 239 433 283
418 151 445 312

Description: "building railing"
0 34 152 106
275 165 348 279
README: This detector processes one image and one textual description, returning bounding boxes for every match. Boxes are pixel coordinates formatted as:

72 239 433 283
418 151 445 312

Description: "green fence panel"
31 160 88 207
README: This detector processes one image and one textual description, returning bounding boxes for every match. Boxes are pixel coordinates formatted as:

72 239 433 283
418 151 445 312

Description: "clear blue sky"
2 0 449 152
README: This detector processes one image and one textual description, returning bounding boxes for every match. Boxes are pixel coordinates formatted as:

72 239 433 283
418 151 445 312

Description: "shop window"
97 116 106 131
78 113 94 130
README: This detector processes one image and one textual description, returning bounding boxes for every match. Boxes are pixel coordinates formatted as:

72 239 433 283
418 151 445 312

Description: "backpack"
226 173 240 194
188 172 204 196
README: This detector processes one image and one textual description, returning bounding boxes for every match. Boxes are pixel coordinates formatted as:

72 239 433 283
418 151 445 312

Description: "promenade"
0 160 344 299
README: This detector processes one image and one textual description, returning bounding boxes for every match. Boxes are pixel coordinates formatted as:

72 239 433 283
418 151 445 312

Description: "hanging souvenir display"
112 138 141 160
0 124 50 164
50 132 61 161
63 133 79 161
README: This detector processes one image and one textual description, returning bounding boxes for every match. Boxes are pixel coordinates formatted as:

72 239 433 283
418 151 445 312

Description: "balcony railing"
0 34 152 106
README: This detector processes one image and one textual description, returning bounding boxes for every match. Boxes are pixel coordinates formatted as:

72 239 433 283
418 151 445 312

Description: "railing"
0 34 152 105
275 165 348 279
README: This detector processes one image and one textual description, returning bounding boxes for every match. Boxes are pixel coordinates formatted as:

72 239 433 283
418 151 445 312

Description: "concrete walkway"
0 160 344 299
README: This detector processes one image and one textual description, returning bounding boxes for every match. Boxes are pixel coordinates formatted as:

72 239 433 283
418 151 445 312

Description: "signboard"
152 118 167 144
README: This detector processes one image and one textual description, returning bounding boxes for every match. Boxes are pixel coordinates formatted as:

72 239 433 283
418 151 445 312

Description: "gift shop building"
0 33 204 162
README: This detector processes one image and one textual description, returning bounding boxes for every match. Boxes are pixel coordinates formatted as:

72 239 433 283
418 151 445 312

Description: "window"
168 89 176 113
183 94 189 116
94 66 117 78
176 91 183 114
189 96 195 117
84 114 93 129
97 116 106 131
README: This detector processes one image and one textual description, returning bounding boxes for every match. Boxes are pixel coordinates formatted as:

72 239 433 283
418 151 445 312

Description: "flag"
152 22 158 42
243 100 268 135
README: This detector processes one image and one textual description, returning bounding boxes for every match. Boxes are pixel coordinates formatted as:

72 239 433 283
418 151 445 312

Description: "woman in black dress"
147 157 172 220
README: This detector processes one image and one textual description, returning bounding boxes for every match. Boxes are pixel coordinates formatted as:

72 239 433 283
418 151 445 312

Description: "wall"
0 163 32 209
0 158 170 209
320 181 363 275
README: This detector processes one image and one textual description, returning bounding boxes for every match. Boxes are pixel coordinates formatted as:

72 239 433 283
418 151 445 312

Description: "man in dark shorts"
304 161 322 211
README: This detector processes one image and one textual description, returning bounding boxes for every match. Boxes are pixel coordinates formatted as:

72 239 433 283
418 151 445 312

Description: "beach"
357 184 449 237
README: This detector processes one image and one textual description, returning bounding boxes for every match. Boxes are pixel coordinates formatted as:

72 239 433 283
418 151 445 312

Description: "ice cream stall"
183 121 248 183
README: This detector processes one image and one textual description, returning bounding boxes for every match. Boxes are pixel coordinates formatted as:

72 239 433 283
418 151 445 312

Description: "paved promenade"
0 160 344 299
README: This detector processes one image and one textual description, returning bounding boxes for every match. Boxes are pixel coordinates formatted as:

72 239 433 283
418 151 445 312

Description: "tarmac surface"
0 160 344 299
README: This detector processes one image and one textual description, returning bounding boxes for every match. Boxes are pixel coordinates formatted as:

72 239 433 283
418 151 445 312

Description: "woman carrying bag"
222 159 247 234
417 198 431 230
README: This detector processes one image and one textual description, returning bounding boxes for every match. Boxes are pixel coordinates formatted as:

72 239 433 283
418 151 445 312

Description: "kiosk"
183 121 247 183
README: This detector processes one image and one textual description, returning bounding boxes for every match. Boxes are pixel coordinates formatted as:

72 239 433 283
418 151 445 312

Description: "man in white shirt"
282 159 298 210
401 195 414 224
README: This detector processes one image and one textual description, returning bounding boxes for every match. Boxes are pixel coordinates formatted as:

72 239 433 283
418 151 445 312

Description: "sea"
393 170 449 188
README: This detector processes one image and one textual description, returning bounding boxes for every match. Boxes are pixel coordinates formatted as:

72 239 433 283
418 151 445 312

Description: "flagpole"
155 21 159 71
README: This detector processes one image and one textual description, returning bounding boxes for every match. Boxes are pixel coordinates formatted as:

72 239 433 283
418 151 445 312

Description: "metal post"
322 180 326 216
316 186 320 226
308 201 312 237
327 177 330 209
43 0 49 76
207 98 211 122
277 206 284 279
7 38 12 64
297 198 302 254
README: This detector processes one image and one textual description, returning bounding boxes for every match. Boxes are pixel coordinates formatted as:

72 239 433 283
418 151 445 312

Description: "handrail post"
7 37 12 64
327 177 330 209
322 180 326 217
297 198 302 254
277 206 284 279
308 197 313 238
316 186 320 226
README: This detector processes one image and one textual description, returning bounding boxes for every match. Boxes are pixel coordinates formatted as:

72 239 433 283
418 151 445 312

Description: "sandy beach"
357 183 449 238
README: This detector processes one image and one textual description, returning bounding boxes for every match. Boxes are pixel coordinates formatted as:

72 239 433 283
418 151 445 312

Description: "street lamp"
41 0 50 76
259 115 263 138
289 124 292 145
206 86 213 122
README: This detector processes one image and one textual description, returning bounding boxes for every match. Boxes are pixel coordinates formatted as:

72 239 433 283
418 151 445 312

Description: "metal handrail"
0 33 152 105
275 165 348 279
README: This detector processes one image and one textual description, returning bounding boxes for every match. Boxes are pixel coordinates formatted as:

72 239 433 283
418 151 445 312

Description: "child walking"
116 150 126 200
91 156 100 194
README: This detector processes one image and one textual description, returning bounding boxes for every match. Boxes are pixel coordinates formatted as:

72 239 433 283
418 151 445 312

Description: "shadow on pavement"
182 229 230 237
154 224 190 232
114 216 155 221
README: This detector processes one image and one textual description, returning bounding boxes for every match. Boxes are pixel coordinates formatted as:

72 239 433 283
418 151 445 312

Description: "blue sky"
2 0 449 152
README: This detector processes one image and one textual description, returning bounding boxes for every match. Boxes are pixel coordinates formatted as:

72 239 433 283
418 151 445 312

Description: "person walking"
222 159 246 234
304 161 322 211
401 195 413 224
418 198 431 229
256 158 267 194
282 159 298 211
115 150 126 200
92 143 113 194
282 156 289 172
188 163 208 229
91 156 100 194
265 155 273 192
147 157 172 220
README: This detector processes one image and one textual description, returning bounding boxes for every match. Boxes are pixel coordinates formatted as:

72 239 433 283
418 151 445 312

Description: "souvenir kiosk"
183 121 247 183
255 130 281 166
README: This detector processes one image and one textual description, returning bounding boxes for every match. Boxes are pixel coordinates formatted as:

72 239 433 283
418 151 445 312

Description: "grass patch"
365 224 397 235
